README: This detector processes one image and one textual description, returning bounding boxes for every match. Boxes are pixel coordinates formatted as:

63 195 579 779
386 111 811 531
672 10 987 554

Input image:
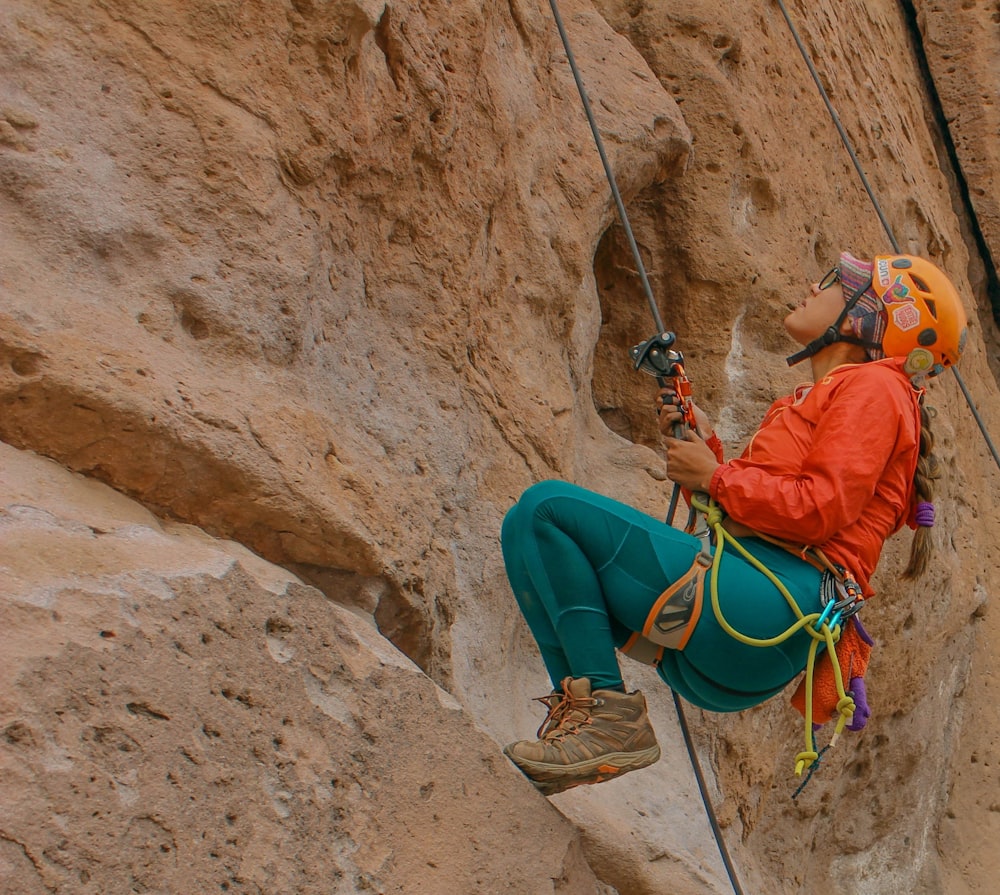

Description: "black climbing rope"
775 0 1000 474
545 3 746 894
545 0 664 333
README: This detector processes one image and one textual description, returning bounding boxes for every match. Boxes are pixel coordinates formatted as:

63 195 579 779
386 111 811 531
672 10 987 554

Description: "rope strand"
773 0 901 254
546 0 664 333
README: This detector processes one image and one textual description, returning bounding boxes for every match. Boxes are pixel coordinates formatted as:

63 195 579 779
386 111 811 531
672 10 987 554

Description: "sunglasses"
819 266 842 291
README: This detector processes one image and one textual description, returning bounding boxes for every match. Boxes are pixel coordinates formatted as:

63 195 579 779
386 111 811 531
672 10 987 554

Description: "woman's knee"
502 480 581 547
513 480 585 519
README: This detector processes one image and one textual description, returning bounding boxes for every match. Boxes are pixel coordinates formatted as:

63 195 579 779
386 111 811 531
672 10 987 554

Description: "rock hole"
374 582 433 673
180 308 210 340
9 350 43 376
289 564 435 674
591 211 692 454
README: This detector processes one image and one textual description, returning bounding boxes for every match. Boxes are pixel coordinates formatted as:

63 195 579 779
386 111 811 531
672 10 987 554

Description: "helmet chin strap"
786 277 879 367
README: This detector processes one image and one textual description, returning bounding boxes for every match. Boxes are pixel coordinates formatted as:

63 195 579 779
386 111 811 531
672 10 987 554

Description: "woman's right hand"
656 387 713 439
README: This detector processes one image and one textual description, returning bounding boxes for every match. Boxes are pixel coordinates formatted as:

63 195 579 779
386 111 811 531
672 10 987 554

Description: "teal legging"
501 480 825 712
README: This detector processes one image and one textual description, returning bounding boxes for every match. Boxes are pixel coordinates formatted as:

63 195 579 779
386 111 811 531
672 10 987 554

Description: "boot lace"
533 687 597 741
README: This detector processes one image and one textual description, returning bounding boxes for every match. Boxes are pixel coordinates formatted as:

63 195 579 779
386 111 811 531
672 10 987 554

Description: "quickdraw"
817 567 864 633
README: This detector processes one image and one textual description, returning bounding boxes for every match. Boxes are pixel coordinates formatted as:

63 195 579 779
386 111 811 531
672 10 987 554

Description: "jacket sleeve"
709 371 913 544
705 431 724 463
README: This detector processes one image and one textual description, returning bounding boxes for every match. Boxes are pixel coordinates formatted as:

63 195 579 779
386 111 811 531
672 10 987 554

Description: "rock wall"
0 444 612 894
2 0 1000 892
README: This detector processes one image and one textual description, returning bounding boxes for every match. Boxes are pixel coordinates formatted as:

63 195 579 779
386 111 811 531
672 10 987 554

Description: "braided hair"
902 401 939 579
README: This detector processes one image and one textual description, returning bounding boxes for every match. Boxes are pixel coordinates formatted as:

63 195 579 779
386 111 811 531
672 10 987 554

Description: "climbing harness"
691 495 861 775
640 547 711 651
621 493 865 777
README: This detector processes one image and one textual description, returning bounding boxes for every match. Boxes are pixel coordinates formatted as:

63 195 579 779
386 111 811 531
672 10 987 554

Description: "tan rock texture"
2 0 1000 892
0 445 612 894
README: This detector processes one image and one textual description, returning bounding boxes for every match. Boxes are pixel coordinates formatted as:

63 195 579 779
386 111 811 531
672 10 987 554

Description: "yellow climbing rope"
690 495 857 775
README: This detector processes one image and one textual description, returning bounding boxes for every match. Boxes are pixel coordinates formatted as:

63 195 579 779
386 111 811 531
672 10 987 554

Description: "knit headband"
838 252 887 361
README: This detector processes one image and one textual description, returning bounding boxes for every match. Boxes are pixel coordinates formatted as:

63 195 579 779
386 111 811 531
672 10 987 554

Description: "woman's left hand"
664 430 721 493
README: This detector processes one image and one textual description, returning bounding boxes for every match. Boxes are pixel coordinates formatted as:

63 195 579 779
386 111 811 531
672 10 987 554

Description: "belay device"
629 330 697 429
630 331 701 524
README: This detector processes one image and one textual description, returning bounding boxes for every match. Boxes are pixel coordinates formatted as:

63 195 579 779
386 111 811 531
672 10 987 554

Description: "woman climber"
501 252 968 796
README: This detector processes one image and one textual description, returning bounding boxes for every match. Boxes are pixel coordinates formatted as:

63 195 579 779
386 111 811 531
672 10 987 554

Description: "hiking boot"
503 677 660 796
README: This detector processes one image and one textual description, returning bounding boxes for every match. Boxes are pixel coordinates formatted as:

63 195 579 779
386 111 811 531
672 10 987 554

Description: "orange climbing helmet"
868 254 968 376
787 251 969 377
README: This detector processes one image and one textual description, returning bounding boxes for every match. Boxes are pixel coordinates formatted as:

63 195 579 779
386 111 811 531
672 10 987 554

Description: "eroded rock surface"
0 444 612 895
3 0 1000 892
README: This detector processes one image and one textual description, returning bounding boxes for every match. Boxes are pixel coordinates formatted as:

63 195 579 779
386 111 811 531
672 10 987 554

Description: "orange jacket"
708 358 923 722
709 357 922 594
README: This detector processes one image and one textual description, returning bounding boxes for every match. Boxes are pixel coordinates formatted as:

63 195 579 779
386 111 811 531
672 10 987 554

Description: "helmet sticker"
884 275 914 304
904 348 934 375
876 258 893 287
892 303 920 331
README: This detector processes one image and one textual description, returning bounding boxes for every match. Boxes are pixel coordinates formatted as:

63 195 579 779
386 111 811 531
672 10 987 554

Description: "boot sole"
505 744 661 796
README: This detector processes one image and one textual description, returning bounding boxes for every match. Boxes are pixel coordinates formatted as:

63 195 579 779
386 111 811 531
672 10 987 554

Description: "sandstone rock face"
913 0 1000 299
1 444 613 894
2 0 1000 892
